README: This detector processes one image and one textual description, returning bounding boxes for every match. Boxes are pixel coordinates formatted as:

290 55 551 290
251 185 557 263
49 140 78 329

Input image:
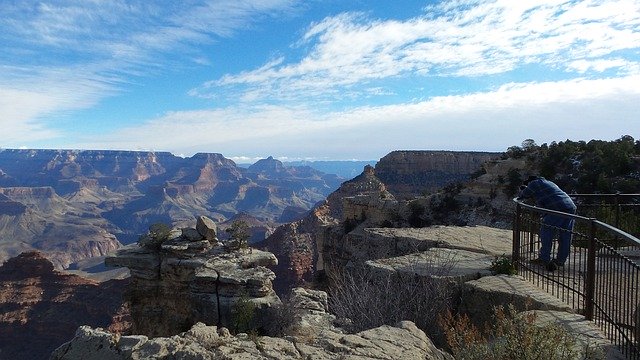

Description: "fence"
513 194 640 359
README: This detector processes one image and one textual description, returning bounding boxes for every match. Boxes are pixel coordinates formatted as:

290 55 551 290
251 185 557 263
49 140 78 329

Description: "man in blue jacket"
517 176 577 271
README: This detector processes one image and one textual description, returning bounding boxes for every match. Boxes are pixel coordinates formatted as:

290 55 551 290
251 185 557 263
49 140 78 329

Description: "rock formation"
259 165 395 292
375 150 500 199
52 287 453 360
0 186 121 269
105 218 280 337
0 251 128 360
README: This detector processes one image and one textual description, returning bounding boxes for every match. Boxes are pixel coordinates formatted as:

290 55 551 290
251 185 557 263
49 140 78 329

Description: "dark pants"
539 213 575 264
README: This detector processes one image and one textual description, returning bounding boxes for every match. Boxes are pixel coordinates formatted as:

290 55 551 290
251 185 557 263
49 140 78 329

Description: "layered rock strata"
106 217 280 337
375 150 501 199
0 251 128 360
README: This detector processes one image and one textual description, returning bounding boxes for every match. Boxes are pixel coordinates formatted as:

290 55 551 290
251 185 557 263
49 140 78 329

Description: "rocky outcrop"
0 251 129 360
375 150 501 199
106 221 280 337
259 165 395 292
323 225 511 275
52 287 453 360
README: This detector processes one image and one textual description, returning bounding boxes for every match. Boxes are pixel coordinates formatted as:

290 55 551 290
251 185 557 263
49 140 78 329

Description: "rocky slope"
0 149 342 268
0 251 129 360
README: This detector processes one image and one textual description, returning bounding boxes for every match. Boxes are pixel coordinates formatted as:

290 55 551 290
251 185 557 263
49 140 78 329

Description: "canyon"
0 149 343 268
0 149 498 270
0 148 506 359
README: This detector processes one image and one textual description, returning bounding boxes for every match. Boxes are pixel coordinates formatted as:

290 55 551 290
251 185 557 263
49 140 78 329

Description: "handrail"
513 197 640 247
512 195 640 359
594 220 640 248
513 197 593 221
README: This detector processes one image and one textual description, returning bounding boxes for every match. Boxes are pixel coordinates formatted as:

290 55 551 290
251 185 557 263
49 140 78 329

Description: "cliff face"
0 251 129 360
106 218 280 337
375 151 501 199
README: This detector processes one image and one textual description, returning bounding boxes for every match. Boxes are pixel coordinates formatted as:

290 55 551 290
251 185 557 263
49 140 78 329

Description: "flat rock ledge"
367 248 495 281
458 274 574 327
531 310 626 359
364 226 513 257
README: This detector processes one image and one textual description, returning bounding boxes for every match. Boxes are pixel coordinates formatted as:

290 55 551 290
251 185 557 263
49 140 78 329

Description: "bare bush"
327 250 456 341
439 305 605 360
261 295 301 337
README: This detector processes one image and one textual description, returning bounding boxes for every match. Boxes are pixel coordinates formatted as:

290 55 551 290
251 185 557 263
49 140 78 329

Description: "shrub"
137 222 171 250
439 305 602 360
231 291 256 334
327 251 456 340
490 254 517 275
262 295 302 337
225 220 250 250
408 201 429 227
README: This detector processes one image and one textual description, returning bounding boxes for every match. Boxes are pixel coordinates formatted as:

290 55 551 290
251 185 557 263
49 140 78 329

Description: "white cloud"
71 75 640 159
567 58 640 74
0 0 303 145
194 0 640 103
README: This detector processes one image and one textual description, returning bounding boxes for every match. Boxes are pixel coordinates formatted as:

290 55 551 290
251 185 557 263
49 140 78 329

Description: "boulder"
182 227 203 241
196 215 218 241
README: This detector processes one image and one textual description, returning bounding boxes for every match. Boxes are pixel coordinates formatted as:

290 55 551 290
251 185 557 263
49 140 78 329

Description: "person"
517 175 577 271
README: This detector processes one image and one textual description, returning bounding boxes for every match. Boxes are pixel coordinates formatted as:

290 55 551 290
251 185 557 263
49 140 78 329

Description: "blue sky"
1 0 639 161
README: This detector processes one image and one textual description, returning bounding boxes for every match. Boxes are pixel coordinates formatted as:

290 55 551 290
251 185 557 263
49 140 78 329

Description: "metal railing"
513 194 640 359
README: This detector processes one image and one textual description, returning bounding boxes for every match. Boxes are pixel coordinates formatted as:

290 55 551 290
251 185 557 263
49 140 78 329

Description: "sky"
1 0 639 162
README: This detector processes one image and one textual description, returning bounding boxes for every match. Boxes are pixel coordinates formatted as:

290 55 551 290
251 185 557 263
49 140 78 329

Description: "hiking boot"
530 258 549 266
530 258 557 271
552 259 565 267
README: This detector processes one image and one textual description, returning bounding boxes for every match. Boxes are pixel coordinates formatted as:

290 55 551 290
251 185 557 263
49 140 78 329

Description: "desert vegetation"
439 305 604 360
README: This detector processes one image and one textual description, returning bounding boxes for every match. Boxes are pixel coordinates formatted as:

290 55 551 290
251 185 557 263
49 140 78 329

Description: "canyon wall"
375 150 501 199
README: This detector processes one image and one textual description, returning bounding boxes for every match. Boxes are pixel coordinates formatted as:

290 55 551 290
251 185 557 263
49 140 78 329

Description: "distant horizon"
0 146 509 163
2 1 638 159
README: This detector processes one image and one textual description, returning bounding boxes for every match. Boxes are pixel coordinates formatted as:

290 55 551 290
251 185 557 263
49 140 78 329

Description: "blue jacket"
517 177 576 212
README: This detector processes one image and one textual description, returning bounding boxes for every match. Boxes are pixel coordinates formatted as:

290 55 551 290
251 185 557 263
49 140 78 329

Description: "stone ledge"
459 274 574 327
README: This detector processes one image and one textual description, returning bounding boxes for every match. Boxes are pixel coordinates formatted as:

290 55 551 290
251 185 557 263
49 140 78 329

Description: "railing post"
584 219 597 320
614 192 620 229
513 203 521 272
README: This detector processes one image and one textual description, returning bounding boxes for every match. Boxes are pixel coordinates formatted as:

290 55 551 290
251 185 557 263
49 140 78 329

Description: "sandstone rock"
458 274 573 327
106 233 279 338
0 252 128 360
182 227 203 241
52 319 453 360
196 216 217 241
375 150 500 200
367 248 494 281
529 310 626 359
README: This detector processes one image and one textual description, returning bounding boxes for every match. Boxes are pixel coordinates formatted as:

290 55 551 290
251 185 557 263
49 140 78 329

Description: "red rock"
0 251 129 360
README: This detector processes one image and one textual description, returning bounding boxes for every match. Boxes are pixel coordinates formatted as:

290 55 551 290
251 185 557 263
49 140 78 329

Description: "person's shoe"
530 258 549 266
530 258 557 271
552 259 565 267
